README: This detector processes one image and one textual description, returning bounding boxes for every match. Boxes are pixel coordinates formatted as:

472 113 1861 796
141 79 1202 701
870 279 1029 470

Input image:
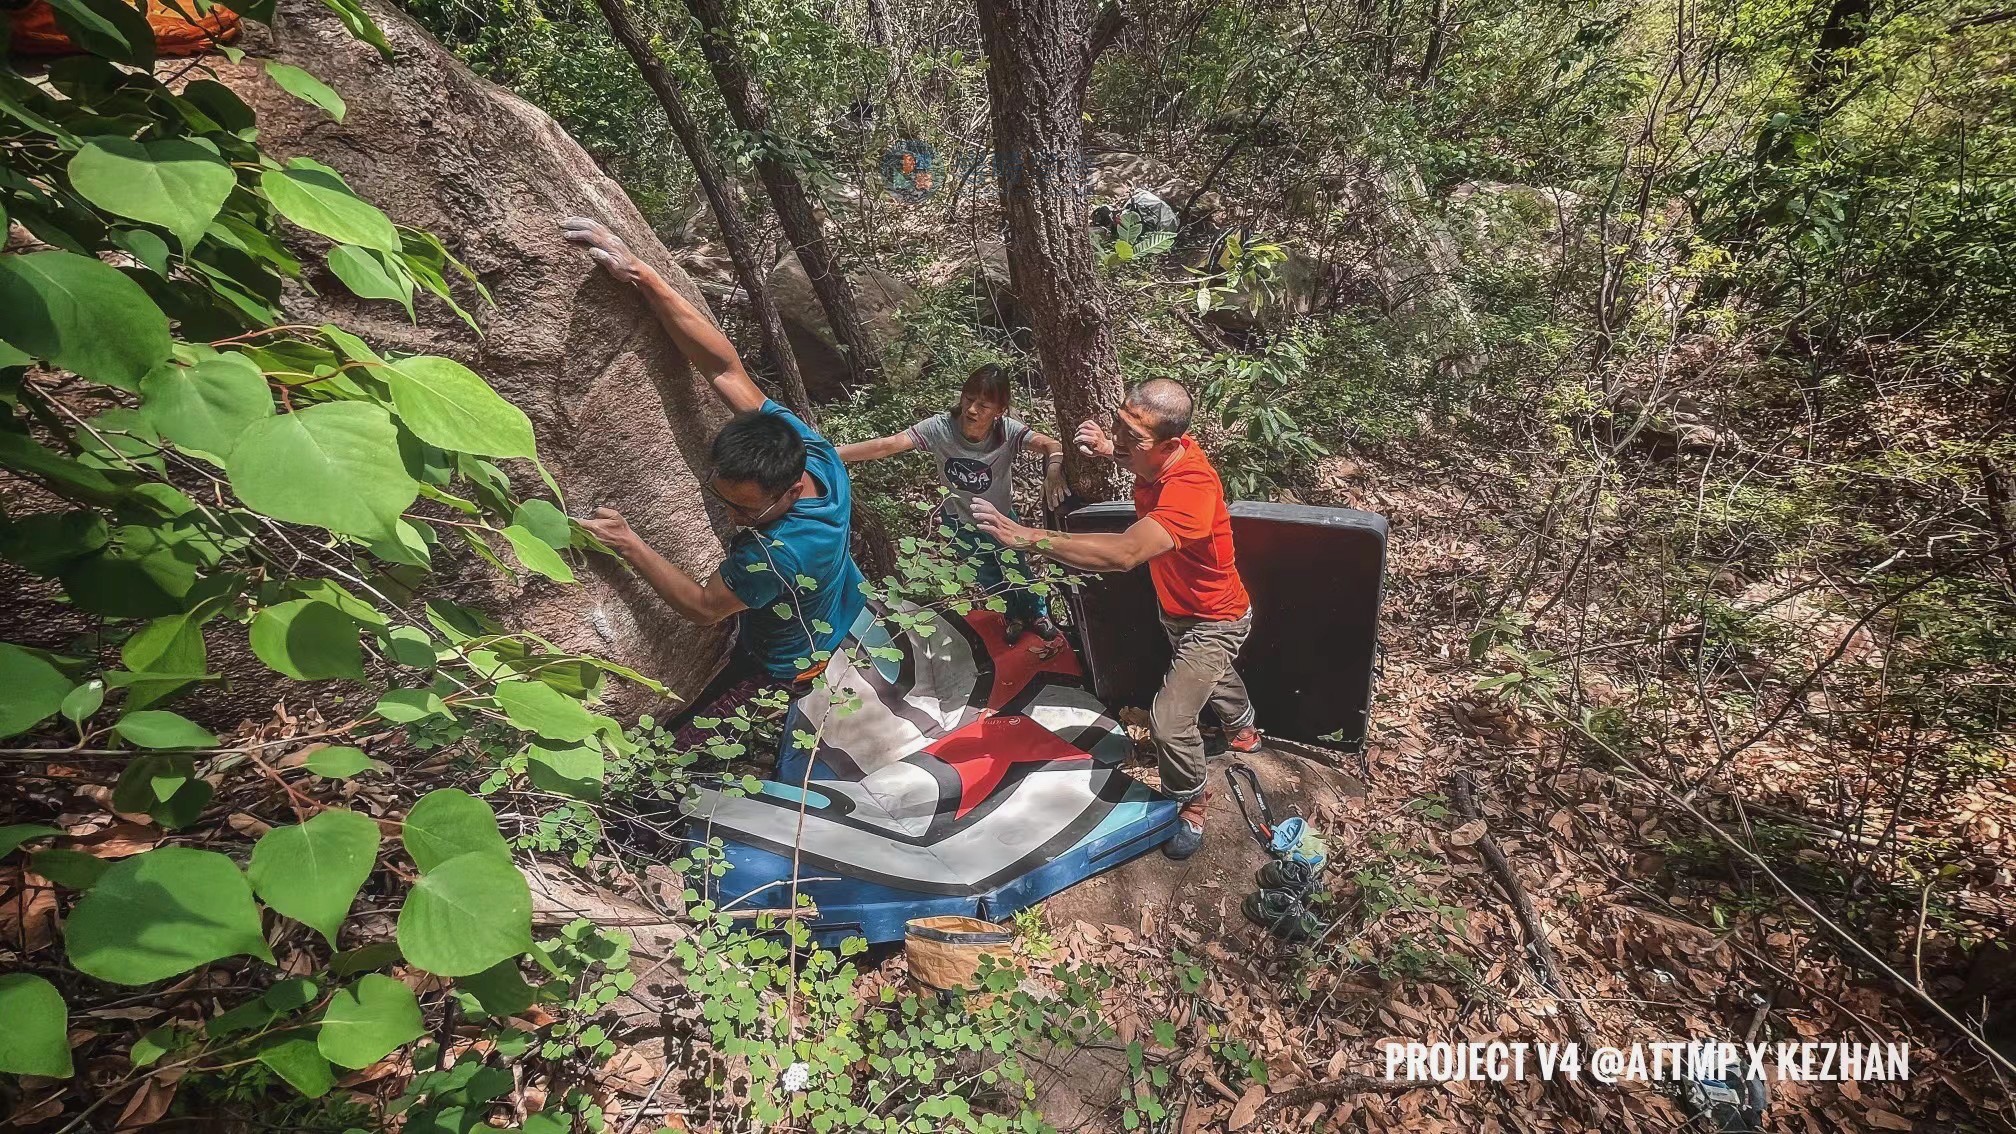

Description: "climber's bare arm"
836 432 917 463
580 508 748 625
561 217 765 415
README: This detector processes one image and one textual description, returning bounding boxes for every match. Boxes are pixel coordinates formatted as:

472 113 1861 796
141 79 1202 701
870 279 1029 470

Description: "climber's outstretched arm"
561 217 765 415
579 508 748 625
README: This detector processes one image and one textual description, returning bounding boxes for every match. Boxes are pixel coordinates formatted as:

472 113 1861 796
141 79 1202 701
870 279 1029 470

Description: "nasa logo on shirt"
944 457 993 494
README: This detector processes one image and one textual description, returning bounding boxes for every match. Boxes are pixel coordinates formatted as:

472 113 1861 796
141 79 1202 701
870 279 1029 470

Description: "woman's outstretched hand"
1043 458 1069 512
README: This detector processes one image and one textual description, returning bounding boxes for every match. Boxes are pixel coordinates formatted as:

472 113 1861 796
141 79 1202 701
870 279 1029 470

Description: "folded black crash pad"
1063 500 1387 749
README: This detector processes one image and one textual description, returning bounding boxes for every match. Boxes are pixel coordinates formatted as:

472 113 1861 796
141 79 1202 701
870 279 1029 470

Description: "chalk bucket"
904 915 1016 995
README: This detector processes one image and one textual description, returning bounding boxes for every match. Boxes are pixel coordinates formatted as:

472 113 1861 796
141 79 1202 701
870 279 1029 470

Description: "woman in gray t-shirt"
837 365 1067 644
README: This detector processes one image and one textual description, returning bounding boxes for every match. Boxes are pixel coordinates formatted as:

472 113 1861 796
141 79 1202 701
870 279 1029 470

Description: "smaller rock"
766 254 915 399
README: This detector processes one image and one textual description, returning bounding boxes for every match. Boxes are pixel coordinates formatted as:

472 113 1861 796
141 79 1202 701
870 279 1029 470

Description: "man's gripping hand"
561 217 645 286
579 507 643 558
1075 419 1115 460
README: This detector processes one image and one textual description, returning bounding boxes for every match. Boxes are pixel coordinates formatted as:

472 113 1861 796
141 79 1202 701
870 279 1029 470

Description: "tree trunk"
1078 0 1128 105
863 0 917 134
1806 0 1875 109
681 0 886 390
976 0 1125 501
589 0 812 417
1418 0 1451 87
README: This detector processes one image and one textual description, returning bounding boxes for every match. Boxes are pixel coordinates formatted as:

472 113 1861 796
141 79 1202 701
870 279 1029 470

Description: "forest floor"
532 421 2012 1132
746 433 2003 1134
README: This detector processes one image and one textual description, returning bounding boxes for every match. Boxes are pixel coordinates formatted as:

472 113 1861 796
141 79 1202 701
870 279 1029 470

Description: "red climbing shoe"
1224 724 1263 753
1163 792 1210 859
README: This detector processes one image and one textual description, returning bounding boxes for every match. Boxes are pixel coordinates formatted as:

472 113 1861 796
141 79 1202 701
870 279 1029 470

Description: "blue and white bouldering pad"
684 603 1178 944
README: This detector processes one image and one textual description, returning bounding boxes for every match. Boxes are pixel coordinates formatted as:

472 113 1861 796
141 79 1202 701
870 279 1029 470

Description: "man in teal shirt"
562 218 865 740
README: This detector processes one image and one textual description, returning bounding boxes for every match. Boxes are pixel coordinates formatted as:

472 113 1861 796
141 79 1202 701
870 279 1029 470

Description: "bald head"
1125 378 1193 442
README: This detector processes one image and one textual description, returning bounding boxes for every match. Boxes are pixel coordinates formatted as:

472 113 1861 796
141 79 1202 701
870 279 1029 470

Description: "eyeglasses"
1112 411 1157 451
705 481 794 525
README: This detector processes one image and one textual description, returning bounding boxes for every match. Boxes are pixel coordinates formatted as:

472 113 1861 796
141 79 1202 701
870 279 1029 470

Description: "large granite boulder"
220 0 735 709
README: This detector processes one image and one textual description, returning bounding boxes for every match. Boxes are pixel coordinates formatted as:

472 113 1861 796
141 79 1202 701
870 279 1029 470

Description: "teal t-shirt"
721 401 867 679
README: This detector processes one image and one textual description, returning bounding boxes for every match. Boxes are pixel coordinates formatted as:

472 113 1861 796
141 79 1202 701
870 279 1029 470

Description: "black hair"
711 411 807 493
1126 377 1193 442
960 364 1013 409
946 364 1016 445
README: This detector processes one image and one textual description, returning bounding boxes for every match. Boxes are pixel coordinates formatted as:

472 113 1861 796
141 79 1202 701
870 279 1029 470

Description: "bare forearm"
620 541 720 624
836 432 914 463
635 267 763 411
1015 529 1151 572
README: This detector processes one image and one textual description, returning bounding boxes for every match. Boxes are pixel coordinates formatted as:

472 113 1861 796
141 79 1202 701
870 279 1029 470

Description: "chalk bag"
1268 816 1330 871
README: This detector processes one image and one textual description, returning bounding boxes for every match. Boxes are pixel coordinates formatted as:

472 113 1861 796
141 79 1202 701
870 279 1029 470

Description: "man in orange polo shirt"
970 378 1257 859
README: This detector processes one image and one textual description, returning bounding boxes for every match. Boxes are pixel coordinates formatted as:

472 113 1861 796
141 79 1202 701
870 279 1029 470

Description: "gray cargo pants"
1150 608 1255 801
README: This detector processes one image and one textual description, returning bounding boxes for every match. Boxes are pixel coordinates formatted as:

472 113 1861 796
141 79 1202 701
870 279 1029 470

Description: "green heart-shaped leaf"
493 680 597 742
257 1032 336 1097
113 710 219 749
400 788 509 872
525 741 602 801
250 598 364 681
0 645 73 740
0 250 171 390
395 852 532 977
259 158 400 252
317 974 424 1069
0 974 73 1078
249 809 380 946
68 137 235 248
140 351 274 459
304 745 376 778
226 401 417 540
326 245 414 315
0 824 61 861
501 525 574 583
65 848 273 985
264 62 347 122
384 356 537 459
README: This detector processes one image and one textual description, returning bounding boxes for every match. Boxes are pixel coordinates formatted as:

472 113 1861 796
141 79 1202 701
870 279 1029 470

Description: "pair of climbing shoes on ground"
1227 765 1330 942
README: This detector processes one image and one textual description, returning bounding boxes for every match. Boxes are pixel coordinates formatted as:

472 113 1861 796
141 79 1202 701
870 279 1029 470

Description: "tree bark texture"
680 0 887 391
591 0 812 416
976 0 1125 501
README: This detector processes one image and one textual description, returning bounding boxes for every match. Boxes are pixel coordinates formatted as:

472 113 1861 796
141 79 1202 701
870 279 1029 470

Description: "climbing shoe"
1224 724 1263 753
1031 615 1062 642
1242 889 1321 941
1163 795 1209 860
1257 858 1318 894
1002 617 1029 645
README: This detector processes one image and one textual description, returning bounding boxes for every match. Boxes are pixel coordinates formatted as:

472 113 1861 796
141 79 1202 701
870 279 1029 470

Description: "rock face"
1085 149 1220 218
1349 163 1486 379
766 255 914 399
222 0 734 709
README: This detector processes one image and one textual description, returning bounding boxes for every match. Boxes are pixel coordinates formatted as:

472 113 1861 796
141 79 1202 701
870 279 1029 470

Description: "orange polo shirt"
1133 437 1250 621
